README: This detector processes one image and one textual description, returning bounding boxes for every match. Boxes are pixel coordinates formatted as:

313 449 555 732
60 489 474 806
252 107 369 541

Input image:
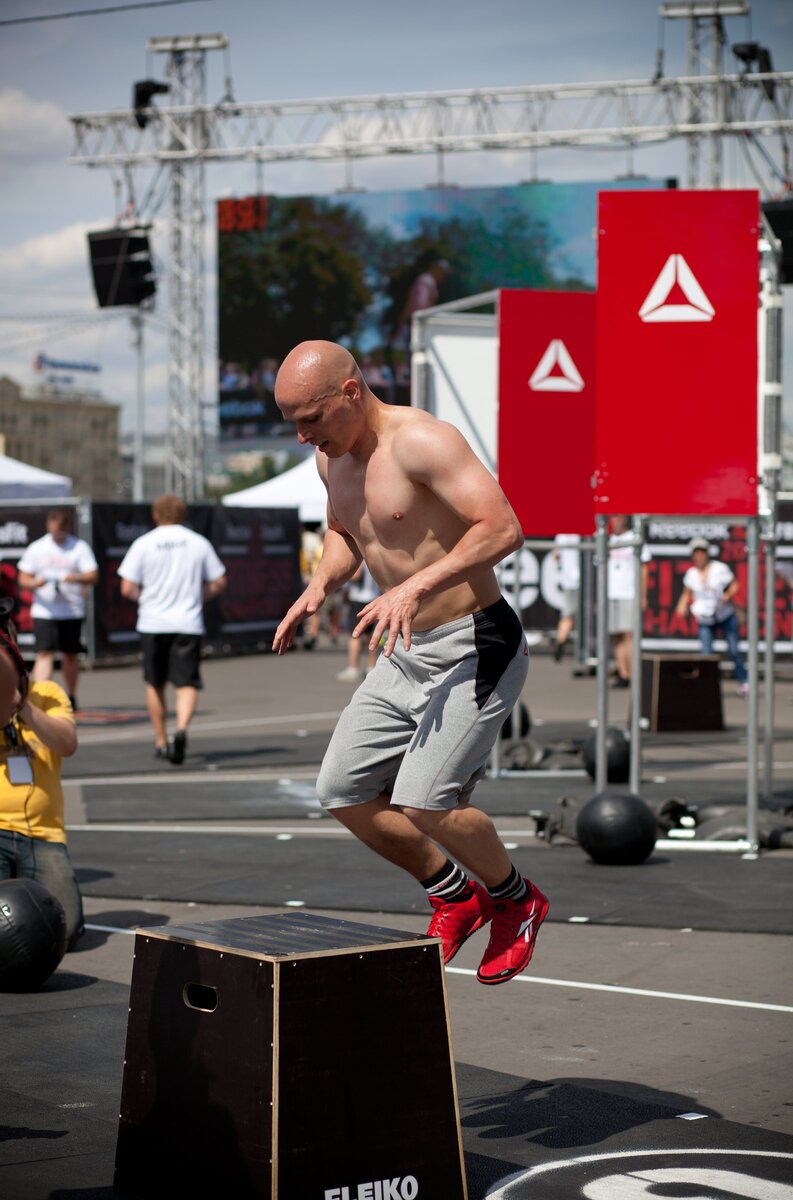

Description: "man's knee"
395 803 446 834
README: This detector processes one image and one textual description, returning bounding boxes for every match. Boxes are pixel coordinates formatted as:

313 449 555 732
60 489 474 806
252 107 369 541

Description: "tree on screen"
218 197 376 367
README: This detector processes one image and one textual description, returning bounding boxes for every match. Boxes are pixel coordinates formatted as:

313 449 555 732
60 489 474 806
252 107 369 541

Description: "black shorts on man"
140 633 203 689
33 618 83 656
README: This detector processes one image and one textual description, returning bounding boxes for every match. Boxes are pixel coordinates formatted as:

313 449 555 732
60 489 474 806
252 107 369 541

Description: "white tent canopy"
0 453 72 500
222 455 327 524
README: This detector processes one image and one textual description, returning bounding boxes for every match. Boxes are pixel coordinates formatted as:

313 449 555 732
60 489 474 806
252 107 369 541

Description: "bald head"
275 340 360 405
275 341 373 456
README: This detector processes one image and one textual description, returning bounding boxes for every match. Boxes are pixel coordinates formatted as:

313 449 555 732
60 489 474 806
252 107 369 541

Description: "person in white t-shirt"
336 562 381 683
117 494 227 764
675 537 748 695
551 533 580 662
608 515 651 688
17 509 99 712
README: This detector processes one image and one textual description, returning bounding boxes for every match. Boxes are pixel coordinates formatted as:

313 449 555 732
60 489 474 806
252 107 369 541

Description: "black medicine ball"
582 727 630 783
0 878 67 991
576 791 658 865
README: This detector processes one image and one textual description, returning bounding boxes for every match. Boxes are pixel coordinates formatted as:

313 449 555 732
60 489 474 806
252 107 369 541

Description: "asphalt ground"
2 639 793 1199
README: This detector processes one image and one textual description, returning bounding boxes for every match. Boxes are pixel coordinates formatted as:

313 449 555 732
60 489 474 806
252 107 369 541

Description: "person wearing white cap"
675 538 748 696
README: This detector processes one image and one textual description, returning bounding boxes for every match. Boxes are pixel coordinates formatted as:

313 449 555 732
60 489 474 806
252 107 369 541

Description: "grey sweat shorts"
316 596 529 812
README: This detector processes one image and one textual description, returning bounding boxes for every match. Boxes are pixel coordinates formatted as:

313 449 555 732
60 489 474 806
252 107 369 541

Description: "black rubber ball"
582 727 630 783
576 791 658 865
501 702 531 740
0 878 67 991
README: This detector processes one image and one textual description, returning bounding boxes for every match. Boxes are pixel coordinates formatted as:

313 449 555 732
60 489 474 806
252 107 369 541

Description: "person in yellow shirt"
0 600 83 949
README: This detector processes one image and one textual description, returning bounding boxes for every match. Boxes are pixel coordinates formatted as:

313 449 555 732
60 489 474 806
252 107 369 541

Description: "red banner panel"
498 289 596 536
595 189 760 516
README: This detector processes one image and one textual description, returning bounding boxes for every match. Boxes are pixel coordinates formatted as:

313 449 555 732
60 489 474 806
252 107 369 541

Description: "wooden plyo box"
114 912 468 1200
641 653 724 733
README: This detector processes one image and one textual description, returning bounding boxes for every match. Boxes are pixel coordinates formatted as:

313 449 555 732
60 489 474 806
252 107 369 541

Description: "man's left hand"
353 584 422 657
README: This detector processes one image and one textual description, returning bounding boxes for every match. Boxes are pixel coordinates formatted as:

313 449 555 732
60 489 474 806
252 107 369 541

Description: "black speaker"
87 227 156 308
762 198 793 284
132 79 169 129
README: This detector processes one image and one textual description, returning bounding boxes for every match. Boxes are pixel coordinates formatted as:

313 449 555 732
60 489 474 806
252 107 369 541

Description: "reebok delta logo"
638 254 715 323
324 1177 418 1199
528 339 584 392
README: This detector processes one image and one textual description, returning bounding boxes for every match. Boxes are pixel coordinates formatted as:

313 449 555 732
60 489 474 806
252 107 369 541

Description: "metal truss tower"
661 1 749 187
68 27 792 495
150 35 225 500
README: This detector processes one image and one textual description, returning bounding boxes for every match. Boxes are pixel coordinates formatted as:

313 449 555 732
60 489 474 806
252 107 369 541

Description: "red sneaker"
476 882 549 986
426 882 494 965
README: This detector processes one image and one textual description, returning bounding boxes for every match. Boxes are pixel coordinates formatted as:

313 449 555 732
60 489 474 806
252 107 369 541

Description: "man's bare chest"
328 461 423 542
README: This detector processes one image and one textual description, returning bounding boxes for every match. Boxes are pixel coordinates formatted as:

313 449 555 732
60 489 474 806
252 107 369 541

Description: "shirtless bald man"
273 341 548 985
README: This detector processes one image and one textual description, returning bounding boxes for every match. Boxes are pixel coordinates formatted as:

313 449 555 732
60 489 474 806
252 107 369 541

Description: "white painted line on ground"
66 769 320 786
85 923 138 936
74 710 342 745
446 966 793 1013
68 823 343 835
67 823 540 837
82 923 793 1014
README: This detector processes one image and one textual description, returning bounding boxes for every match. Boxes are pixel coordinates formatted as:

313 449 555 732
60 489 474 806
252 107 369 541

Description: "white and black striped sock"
487 865 528 903
422 859 472 903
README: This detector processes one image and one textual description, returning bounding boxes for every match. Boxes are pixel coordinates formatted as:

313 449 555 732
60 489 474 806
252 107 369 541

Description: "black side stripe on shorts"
473 598 523 710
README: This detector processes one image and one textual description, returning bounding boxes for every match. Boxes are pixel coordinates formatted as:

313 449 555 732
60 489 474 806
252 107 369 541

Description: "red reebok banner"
498 289 596 535
594 189 759 516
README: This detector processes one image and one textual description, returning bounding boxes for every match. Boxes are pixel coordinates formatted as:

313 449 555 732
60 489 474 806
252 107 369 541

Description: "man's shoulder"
390 407 458 450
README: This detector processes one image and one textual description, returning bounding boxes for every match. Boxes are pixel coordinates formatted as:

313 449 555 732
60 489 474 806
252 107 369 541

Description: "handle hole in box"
183 982 218 1012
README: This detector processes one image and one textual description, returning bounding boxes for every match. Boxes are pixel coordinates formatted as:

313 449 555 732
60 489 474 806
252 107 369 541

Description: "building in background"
0 376 121 500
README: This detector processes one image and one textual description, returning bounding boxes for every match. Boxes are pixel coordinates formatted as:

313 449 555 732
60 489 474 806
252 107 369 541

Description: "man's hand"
272 584 326 655
353 583 422 658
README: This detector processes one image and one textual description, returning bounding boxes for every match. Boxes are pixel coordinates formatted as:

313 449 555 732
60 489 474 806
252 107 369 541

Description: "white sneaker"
336 666 364 683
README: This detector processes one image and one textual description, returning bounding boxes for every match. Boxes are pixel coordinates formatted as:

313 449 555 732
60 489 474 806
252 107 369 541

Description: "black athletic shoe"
170 730 187 765
552 641 565 663
154 745 170 762
69 695 79 712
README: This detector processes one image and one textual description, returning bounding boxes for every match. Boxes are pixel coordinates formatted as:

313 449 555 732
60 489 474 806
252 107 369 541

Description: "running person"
273 341 548 986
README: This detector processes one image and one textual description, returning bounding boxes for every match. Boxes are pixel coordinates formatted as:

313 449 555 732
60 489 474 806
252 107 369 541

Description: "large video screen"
217 179 668 442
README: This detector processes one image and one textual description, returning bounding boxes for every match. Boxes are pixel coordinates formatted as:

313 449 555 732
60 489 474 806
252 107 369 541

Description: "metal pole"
629 517 644 795
763 508 777 802
746 517 760 852
77 499 96 667
574 541 586 668
758 221 784 804
132 309 145 502
595 515 609 792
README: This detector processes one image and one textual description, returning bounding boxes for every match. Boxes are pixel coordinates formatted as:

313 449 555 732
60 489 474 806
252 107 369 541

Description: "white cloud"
0 87 70 172
0 218 98 287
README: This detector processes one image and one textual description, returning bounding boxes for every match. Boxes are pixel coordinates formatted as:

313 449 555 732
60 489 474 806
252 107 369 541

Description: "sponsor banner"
642 505 793 649
506 499 793 647
595 189 760 516
209 505 302 642
0 507 51 649
498 289 596 536
0 503 301 660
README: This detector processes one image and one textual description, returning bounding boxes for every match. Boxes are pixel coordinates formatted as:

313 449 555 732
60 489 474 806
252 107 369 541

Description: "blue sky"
0 0 790 441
